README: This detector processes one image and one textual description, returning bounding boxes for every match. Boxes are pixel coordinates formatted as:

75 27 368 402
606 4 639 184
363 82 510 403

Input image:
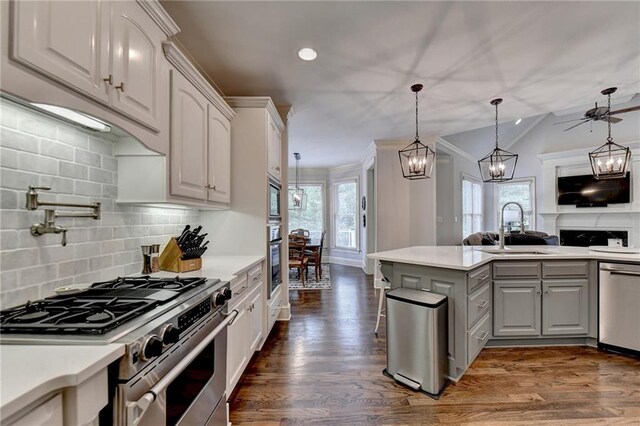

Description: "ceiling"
161 1 640 167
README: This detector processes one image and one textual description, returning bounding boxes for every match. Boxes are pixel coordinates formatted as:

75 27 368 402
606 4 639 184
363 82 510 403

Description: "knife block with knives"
159 225 209 273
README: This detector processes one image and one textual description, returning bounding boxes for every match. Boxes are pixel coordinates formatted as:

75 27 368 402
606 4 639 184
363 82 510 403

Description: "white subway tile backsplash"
0 128 39 153
40 139 75 161
18 151 58 175
0 100 201 309
59 161 88 179
74 148 101 167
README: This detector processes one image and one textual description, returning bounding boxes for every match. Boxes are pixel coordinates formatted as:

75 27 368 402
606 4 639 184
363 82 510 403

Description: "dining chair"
290 228 310 238
288 236 308 287
304 230 326 281
374 260 391 335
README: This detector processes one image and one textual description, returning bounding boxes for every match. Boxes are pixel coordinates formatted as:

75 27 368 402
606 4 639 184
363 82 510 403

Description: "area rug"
289 264 332 290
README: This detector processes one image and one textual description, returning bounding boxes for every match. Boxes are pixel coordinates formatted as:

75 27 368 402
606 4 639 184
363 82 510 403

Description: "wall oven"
268 225 282 299
268 179 281 222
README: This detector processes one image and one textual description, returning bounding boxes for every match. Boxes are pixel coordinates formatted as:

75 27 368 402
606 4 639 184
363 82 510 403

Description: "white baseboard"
277 303 291 321
326 256 362 268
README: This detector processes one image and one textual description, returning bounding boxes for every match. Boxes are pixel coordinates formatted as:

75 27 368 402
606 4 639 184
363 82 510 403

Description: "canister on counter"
151 244 160 273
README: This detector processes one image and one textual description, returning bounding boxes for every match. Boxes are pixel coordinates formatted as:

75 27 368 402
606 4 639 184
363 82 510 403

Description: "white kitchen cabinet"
170 70 208 200
109 0 164 130
12 0 110 103
11 0 165 131
226 297 249 394
207 104 231 204
267 115 282 181
248 284 264 353
8 393 63 426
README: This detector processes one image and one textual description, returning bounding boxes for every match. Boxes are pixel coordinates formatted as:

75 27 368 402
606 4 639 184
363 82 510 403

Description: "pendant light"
589 87 631 180
289 153 306 210
478 98 518 182
398 84 435 180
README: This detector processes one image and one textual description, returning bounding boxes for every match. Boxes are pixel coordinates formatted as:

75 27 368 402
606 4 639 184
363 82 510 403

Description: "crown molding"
537 140 640 163
276 105 294 124
224 97 285 130
435 137 477 163
163 42 235 120
329 162 362 175
373 139 412 151
137 0 180 37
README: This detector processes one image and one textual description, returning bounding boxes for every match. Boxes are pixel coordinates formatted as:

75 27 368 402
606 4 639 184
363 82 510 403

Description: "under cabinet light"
298 48 317 61
31 103 111 132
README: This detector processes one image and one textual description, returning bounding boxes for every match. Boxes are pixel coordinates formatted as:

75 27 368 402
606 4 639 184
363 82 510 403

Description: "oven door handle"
126 309 239 426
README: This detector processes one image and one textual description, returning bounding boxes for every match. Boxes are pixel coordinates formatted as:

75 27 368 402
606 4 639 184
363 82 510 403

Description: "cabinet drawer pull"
477 300 489 309
103 74 113 85
479 274 489 281
234 285 248 296
115 82 125 92
475 331 489 341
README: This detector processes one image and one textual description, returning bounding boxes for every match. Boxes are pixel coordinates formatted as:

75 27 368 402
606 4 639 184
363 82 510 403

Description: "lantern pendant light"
289 152 306 210
398 84 436 180
589 87 631 180
478 98 518 182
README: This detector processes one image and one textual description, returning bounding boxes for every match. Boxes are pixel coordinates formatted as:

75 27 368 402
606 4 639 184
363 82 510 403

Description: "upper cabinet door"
11 0 110 103
170 71 208 200
110 1 162 131
267 116 282 181
207 104 231 204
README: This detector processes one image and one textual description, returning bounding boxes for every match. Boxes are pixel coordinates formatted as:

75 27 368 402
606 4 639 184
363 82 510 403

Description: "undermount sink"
476 248 553 256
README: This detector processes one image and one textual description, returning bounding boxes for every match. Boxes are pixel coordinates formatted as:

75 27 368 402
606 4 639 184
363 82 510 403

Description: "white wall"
374 140 437 251
0 99 200 309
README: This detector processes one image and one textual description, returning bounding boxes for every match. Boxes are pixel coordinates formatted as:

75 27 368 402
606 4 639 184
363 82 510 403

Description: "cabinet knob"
115 82 125 92
103 75 113 85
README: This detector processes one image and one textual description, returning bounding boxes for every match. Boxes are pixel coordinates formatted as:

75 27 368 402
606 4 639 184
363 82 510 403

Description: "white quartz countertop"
147 254 265 282
0 343 124 420
368 245 640 271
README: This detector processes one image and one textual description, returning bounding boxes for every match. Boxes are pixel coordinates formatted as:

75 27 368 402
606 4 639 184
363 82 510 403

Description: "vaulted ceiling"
162 1 640 167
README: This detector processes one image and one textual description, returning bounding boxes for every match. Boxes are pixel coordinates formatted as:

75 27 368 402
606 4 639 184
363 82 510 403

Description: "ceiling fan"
555 87 640 131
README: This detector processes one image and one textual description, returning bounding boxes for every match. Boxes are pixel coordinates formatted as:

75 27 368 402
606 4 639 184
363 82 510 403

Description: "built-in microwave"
268 179 281 222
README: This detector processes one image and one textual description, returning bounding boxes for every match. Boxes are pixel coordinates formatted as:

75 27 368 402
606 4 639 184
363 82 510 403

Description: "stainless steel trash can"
384 288 448 397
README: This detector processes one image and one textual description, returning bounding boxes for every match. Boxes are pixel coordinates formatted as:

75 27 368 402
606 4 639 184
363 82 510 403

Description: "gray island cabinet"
378 256 598 382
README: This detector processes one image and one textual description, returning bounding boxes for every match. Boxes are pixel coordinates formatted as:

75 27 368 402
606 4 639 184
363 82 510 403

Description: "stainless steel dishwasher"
599 262 640 356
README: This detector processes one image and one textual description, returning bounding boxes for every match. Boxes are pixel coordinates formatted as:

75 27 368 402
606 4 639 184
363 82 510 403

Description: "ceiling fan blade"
554 117 589 125
603 116 623 123
564 120 590 131
609 105 640 115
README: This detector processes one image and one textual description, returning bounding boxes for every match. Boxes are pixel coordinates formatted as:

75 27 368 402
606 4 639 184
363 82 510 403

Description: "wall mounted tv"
557 172 630 207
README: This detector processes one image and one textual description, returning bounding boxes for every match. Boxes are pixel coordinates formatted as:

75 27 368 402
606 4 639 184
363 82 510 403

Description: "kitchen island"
369 245 639 381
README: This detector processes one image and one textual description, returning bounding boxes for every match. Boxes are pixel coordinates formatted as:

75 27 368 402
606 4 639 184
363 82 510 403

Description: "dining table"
289 236 323 280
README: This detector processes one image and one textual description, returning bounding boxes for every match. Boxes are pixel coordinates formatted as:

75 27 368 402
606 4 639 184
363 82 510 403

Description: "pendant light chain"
415 90 419 141
607 92 613 144
495 101 499 149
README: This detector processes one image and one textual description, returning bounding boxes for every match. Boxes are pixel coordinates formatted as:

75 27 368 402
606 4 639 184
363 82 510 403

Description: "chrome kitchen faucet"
499 201 526 250
26 186 101 246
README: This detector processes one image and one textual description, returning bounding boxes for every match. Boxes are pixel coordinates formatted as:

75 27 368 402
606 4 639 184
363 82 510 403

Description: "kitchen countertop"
148 254 265 282
0 343 125 420
0 255 264 420
368 245 640 271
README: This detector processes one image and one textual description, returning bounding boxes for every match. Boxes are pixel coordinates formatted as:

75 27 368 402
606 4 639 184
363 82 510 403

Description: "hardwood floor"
229 264 640 425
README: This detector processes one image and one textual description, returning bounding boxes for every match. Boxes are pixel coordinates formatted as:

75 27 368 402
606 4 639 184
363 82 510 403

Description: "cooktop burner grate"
0 297 156 334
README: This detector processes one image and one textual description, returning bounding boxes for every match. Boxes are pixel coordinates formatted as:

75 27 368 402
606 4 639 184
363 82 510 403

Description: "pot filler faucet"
499 201 526 250
26 186 101 247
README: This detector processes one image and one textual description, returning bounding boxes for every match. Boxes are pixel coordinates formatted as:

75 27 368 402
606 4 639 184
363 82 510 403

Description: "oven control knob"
221 287 232 301
141 335 163 361
212 292 226 307
161 324 180 345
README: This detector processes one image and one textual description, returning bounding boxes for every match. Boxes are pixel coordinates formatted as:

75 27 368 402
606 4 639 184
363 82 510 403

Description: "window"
462 177 483 238
495 178 536 231
334 179 359 250
288 184 324 240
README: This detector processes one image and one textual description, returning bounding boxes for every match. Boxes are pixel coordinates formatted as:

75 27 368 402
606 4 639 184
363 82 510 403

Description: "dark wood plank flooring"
229 264 640 425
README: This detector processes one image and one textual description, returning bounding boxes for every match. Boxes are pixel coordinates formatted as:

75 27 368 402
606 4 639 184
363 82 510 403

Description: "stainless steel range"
0 275 237 426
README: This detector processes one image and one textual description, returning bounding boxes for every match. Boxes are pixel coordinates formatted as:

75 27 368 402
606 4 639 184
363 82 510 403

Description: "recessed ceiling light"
298 48 317 61
515 118 522 125
31 103 110 132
